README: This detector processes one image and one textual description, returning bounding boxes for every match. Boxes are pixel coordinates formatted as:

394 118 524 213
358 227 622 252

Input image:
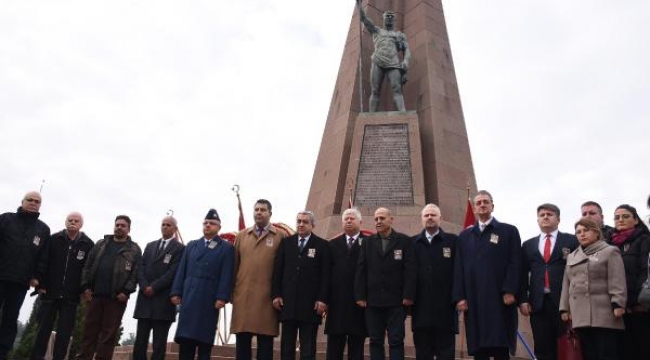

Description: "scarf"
611 228 635 246
581 239 609 255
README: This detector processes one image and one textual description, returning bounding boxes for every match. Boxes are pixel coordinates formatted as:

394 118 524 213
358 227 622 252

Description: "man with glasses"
272 211 330 360
0 191 50 360
133 216 185 360
171 209 234 360
453 190 522 360
75 215 142 360
580 201 615 240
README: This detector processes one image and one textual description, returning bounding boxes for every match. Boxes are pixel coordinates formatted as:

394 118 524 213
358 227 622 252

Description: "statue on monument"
356 0 411 112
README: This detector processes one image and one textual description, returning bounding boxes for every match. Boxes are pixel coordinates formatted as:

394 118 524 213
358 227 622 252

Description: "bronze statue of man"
357 0 411 112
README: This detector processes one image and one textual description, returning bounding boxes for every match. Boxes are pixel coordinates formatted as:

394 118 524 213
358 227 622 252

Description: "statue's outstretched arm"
356 0 378 33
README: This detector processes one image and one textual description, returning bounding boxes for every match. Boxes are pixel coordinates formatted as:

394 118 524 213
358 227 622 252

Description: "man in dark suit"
133 215 185 360
519 203 578 360
325 208 367 360
453 190 521 360
355 207 416 360
272 211 330 360
411 204 458 360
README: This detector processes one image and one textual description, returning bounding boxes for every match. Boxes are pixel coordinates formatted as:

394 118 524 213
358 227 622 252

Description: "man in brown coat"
231 199 286 360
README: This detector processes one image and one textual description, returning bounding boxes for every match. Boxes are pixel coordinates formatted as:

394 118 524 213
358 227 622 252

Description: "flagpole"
357 0 364 113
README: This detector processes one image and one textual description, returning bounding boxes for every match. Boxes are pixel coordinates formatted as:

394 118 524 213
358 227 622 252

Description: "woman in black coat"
608 204 650 359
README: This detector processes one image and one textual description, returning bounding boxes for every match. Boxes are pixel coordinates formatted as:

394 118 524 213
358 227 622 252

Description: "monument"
306 0 477 238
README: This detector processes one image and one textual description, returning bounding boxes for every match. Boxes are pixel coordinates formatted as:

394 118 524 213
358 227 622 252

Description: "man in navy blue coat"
519 203 578 360
133 215 185 360
411 204 458 360
170 209 234 360
453 190 521 360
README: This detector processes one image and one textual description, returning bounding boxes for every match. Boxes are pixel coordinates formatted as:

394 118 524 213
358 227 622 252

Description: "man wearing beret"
171 209 235 360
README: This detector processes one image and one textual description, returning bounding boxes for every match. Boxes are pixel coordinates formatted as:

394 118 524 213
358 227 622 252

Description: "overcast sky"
2 0 648 341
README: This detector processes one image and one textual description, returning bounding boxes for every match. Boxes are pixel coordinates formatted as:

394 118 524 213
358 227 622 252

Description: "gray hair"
342 208 362 222
474 190 494 203
297 210 316 225
421 203 441 216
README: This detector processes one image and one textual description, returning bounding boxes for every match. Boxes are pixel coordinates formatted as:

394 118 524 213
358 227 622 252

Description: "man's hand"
215 300 226 309
116 293 128 303
519 303 531 316
314 301 328 316
456 299 468 312
402 299 413 307
503 293 516 306
560 312 571 322
82 289 93 302
29 279 39 288
356 300 367 308
143 286 155 297
613 308 625 318
272 297 284 311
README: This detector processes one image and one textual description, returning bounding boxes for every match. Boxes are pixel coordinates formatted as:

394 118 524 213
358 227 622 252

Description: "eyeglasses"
24 198 41 204
614 214 633 221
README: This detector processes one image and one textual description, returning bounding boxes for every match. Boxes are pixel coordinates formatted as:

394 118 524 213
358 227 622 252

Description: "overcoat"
324 234 367 336
171 237 234 345
230 225 284 336
272 233 330 323
519 232 578 312
411 228 458 331
355 229 416 307
559 240 627 330
452 219 521 355
133 238 185 322
607 227 650 307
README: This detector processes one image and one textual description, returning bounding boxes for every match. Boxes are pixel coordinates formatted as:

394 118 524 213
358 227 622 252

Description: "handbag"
638 254 650 306
557 322 583 360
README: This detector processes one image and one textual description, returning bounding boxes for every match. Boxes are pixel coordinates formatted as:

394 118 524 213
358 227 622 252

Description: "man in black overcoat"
355 207 416 360
519 203 577 360
133 215 185 360
411 204 458 360
325 208 367 360
272 211 330 360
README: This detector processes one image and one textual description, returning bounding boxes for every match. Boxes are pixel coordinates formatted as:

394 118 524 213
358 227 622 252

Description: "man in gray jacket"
75 215 142 360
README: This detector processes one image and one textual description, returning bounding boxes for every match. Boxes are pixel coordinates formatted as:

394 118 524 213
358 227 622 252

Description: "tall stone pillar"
306 0 477 238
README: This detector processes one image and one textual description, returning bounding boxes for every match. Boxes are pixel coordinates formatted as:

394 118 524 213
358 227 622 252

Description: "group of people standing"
0 190 648 360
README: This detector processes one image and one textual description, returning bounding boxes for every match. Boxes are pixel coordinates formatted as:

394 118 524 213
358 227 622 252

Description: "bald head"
21 191 42 213
374 207 394 237
161 216 178 240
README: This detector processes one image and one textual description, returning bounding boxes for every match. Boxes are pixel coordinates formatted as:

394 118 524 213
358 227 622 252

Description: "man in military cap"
171 209 235 360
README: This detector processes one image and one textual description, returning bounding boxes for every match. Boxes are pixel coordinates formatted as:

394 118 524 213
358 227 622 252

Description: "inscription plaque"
355 124 414 206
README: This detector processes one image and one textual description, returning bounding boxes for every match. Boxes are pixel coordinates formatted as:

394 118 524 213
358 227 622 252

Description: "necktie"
348 237 355 249
479 223 486 232
543 233 552 290
299 238 306 251
257 228 263 237
205 240 210 248
427 236 433 243
157 241 165 256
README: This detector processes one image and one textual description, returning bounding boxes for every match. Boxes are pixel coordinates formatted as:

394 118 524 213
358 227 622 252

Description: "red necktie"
543 233 551 290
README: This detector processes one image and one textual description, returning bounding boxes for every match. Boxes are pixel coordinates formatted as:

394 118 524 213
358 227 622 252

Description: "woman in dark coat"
608 204 650 359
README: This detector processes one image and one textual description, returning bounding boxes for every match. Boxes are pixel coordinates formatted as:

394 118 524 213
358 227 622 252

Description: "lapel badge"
125 261 132 271
308 248 316 258
562 247 571 259
208 241 217 249
77 251 85 260
394 249 403 260
623 244 630 252
443 247 451 258
33 236 41 246
164 253 172 264
490 234 499 244
266 238 274 247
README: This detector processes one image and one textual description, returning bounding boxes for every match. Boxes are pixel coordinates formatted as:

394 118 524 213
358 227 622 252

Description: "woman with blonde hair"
559 218 627 360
